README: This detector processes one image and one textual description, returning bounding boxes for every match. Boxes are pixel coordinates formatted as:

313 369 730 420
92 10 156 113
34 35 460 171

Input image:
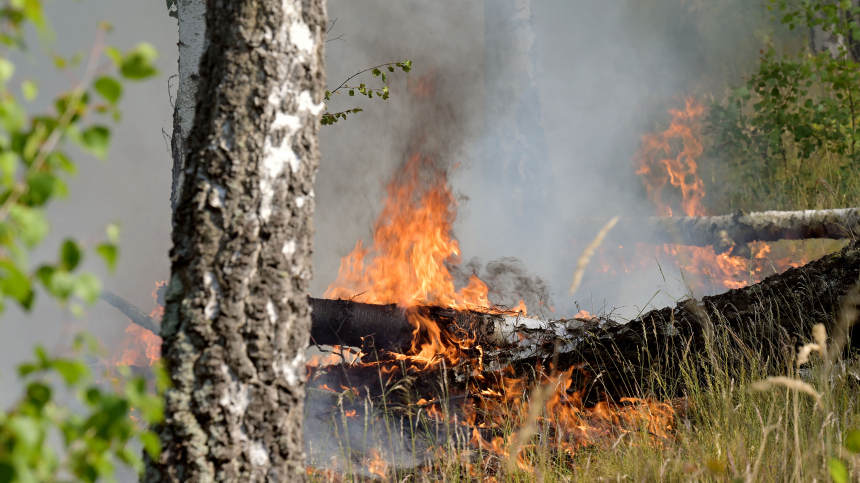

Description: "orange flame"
113 281 164 368
366 448 388 480
325 153 494 312
633 98 707 217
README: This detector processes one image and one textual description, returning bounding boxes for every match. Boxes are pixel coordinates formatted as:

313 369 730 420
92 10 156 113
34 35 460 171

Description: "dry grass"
308 293 860 482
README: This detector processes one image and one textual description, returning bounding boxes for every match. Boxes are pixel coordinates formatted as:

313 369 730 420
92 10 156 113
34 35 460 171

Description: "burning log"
105 241 860 397
309 241 860 400
100 290 160 334
639 207 860 254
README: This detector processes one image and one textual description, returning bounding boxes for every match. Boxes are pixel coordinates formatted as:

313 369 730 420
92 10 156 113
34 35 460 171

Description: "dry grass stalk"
568 216 620 295
750 376 822 403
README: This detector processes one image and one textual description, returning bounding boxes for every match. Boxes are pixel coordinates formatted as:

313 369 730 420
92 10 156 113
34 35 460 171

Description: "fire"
633 97 707 217
325 154 494 313
325 154 526 367
366 448 388 480
626 99 824 293
309 148 676 476
112 281 164 367
466 364 675 469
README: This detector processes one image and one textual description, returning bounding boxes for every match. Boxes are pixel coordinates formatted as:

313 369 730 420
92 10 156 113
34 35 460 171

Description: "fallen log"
307 242 860 400
639 207 860 254
103 242 860 398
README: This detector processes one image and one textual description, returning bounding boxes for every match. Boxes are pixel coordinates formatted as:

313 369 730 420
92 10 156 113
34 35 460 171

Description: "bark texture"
638 207 860 253
170 0 206 211
145 0 326 481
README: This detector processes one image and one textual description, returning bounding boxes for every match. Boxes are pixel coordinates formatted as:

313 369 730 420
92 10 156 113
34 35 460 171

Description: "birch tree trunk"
169 0 206 211
144 0 326 481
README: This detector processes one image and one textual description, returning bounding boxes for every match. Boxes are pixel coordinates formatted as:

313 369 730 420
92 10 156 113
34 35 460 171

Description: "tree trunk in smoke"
482 0 555 243
809 0 860 62
144 1 326 482
169 0 206 211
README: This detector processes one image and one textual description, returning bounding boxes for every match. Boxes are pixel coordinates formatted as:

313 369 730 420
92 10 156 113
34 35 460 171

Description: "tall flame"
325 153 497 313
633 98 707 217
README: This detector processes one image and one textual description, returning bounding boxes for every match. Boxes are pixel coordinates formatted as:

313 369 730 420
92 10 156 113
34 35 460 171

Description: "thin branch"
167 74 178 108
329 63 397 96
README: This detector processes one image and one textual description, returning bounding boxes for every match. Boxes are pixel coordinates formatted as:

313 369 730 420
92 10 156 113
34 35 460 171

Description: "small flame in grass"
366 448 388 480
465 365 676 471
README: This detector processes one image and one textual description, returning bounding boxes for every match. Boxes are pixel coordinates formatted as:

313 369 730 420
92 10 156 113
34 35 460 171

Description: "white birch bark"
169 0 206 211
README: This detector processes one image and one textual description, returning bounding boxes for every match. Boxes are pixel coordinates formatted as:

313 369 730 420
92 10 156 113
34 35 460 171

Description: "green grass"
702 140 860 214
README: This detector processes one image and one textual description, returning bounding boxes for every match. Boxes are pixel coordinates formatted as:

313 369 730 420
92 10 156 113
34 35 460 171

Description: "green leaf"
382 72 386 83
60 239 82 271
80 126 111 159
829 458 848 483
21 80 37 101
348 90 354 96
0 259 34 310
139 432 162 459
371 68 381 77
51 359 88 386
9 205 49 248
95 243 118 272
105 223 120 245
73 273 101 305
93 76 122 104
0 58 15 83
24 171 56 206
104 46 123 66
845 429 860 454
8 416 41 448
0 151 18 184
48 270 75 299
120 43 158 80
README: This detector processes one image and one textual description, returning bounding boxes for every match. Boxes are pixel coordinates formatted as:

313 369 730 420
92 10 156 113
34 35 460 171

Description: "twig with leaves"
321 60 413 125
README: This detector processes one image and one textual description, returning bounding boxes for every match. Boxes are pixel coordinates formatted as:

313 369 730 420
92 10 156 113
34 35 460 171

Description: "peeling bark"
144 0 326 481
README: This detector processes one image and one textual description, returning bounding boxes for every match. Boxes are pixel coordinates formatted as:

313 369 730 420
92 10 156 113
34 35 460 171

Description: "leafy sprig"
321 60 412 126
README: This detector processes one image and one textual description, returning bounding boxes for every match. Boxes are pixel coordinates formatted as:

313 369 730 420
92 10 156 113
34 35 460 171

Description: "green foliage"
0 3 163 483
704 0 860 211
321 60 412 126
0 339 165 483
0 3 157 313
829 429 860 482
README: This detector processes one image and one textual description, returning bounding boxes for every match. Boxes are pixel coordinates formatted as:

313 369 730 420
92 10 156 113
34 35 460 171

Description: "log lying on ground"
637 207 860 253
104 242 860 398
307 242 860 399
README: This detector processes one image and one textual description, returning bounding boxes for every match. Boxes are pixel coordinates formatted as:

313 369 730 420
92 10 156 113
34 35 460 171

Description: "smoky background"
0 0 787 405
